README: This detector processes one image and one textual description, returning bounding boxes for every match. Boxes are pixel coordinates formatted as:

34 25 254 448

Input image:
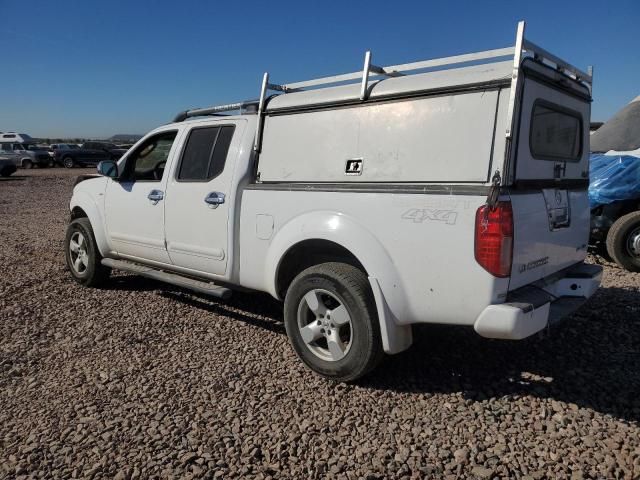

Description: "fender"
69 189 111 257
264 211 413 354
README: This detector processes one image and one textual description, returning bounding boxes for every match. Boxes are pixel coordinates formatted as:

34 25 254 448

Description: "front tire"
64 218 111 287
606 211 640 272
63 156 75 168
22 159 32 169
284 262 383 382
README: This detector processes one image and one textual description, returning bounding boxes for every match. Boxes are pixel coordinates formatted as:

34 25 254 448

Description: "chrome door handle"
148 189 164 204
204 192 225 209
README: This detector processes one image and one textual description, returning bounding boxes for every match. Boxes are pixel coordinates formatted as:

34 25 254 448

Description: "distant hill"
109 134 143 142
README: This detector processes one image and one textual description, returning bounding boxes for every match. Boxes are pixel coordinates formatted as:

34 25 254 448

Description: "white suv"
65 22 602 381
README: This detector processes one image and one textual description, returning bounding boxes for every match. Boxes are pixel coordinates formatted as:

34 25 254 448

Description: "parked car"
589 153 640 271
0 133 53 168
83 142 128 159
55 142 125 168
0 157 17 177
65 22 602 381
588 96 640 271
49 143 80 158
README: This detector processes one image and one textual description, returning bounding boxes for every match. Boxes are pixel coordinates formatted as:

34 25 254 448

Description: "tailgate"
508 64 591 290
509 190 590 289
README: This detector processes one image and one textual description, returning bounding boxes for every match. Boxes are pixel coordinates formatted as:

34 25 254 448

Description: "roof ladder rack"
174 21 593 156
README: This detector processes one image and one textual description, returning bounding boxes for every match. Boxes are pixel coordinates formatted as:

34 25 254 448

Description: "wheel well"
71 207 88 220
276 239 366 298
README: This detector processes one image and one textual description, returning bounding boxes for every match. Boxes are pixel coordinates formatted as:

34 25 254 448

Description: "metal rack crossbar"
172 21 592 155
173 101 259 122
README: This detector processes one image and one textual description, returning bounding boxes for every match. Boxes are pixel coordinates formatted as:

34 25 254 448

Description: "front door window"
122 132 177 182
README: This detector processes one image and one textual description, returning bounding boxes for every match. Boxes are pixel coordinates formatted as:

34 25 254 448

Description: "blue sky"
1 0 638 139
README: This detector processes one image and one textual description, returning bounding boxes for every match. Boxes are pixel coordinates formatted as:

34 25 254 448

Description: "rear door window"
177 125 235 181
530 101 582 162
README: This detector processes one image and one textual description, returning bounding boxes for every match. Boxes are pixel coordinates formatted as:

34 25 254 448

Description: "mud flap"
368 277 413 354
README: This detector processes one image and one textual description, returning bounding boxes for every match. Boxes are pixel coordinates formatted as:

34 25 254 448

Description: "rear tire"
284 262 384 382
606 211 640 272
63 156 75 168
64 218 111 287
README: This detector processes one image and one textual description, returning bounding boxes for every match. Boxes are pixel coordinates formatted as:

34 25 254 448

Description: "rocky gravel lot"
1 168 639 479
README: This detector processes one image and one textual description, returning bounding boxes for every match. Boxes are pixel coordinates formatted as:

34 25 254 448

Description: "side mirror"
97 160 118 179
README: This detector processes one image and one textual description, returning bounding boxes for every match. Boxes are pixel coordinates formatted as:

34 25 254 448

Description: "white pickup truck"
66 22 602 381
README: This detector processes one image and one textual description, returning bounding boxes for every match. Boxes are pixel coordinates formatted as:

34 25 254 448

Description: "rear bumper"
474 263 602 340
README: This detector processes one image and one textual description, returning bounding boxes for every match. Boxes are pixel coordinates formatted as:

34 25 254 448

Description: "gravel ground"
1 168 639 479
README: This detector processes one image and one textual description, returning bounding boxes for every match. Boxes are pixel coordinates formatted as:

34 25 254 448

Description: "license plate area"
542 188 571 230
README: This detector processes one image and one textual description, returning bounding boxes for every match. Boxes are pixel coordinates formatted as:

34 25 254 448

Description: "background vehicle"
0 157 17 177
588 95 640 271
55 141 124 168
49 143 80 159
66 22 601 381
84 142 127 158
0 133 53 168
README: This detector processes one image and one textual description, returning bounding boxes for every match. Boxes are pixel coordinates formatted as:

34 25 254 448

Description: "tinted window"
530 102 582 162
0 144 11 151
178 126 235 181
125 131 177 181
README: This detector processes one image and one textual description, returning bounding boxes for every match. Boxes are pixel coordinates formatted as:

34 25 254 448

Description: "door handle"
148 189 164 204
204 192 225 209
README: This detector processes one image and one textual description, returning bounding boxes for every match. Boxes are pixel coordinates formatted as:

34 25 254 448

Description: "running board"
101 258 232 300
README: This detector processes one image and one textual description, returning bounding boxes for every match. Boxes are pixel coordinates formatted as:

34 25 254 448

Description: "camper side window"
530 100 582 162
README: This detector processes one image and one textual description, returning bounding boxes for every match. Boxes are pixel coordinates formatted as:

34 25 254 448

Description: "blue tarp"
588 154 640 208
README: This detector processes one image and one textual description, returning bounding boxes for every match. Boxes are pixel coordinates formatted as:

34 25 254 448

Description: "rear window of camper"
530 101 582 161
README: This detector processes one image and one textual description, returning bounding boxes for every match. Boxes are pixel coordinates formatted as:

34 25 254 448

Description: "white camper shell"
66 22 602 381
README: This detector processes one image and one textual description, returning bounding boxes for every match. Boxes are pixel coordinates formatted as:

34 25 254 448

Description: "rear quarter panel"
239 189 509 326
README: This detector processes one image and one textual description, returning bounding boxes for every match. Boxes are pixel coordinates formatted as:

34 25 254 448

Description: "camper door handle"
205 192 225 208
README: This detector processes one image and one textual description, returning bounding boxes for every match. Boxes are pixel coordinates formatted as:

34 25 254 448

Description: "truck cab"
65 22 602 381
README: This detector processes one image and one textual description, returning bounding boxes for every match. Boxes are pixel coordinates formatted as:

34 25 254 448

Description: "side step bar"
101 258 232 300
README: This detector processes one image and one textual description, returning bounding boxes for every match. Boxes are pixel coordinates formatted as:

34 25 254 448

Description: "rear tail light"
475 201 513 277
